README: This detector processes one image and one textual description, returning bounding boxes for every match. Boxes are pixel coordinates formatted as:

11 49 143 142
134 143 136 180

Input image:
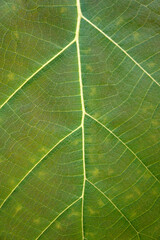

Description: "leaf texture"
0 0 160 239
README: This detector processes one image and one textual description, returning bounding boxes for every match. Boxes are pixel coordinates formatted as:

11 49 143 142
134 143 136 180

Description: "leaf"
0 0 160 239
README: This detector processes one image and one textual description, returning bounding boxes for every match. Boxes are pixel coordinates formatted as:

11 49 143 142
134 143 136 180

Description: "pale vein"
82 15 160 87
0 125 81 209
86 178 139 235
0 39 75 110
85 112 160 184
35 197 82 240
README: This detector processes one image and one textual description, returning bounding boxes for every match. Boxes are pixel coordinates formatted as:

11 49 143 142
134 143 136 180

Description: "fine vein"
86 178 139 235
76 1 86 239
140 233 157 240
0 125 81 209
0 39 75 110
36 197 82 240
82 15 160 87
86 112 160 184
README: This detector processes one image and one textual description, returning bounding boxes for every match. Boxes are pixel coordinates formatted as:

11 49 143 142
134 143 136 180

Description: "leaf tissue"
0 0 160 239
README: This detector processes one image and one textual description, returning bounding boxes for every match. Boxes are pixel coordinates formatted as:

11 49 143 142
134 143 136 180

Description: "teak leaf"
0 0 160 239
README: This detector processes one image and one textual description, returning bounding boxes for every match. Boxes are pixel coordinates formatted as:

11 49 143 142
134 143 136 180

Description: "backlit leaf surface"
0 0 160 239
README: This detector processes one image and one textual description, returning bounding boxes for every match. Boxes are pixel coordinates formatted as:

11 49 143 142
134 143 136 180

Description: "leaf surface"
0 0 160 239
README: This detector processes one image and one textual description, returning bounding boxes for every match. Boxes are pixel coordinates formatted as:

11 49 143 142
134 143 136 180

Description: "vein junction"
75 1 86 239
1 1 159 110
0 0 159 239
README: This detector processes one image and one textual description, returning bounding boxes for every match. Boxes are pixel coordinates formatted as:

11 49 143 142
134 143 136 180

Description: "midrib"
75 0 86 239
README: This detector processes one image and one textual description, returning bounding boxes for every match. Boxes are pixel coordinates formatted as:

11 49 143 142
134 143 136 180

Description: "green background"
0 0 160 239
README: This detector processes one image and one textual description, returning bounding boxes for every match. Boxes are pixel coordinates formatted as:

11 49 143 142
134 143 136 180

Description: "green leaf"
0 0 160 239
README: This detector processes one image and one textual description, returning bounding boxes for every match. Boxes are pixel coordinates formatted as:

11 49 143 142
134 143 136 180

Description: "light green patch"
86 232 95 237
69 210 80 217
98 199 105 207
133 187 141 195
90 87 96 96
8 72 15 81
93 112 101 119
72 139 81 145
125 194 134 200
9 179 16 186
136 168 143 175
86 64 93 72
108 168 114 175
98 155 103 160
141 105 153 114
130 210 137 219
29 157 37 163
116 17 124 26
60 7 67 14
151 186 159 196
86 136 93 143
143 172 151 180
88 147 96 154
151 134 158 142
14 32 19 39
83 48 91 54
94 16 102 22
13 205 22 216
133 32 140 41
12 5 16 11
39 147 48 153
55 222 62 230
91 168 100 177
151 119 159 127
102 116 108 123
147 62 156 68
33 218 40 224
88 207 96 215
38 171 46 178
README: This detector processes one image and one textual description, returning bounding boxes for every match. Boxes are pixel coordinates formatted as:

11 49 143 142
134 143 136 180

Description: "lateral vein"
35 197 82 240
0 125 81 210
85 112 160 184
0 39 75 110
86 178 139 234
139 233 157 240
82 15 160 87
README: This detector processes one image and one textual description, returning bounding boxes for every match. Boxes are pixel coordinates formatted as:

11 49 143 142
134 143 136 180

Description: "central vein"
75 0 86 239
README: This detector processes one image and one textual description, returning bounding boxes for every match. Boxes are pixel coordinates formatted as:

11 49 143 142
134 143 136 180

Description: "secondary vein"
0 39 75 110
85 112 160 184
86 178 139 235
35 197 82 240
82 15 160 87
0 125 81 210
